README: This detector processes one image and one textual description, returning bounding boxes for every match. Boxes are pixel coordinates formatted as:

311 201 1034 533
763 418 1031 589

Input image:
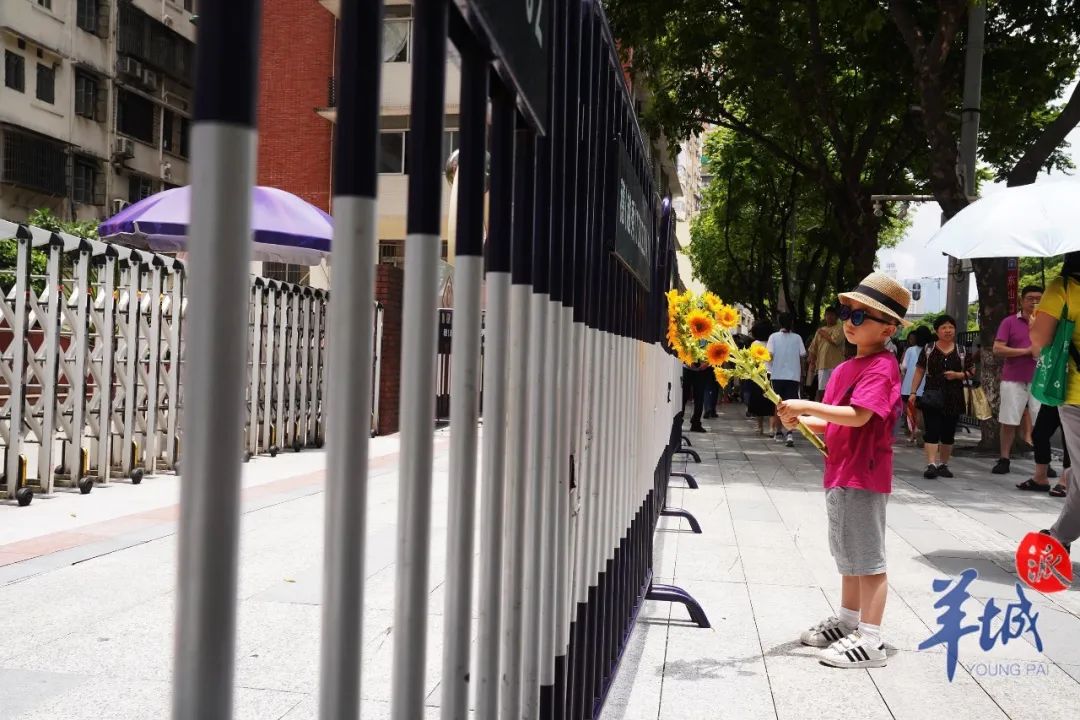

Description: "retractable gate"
169 2 707 720
0 220 331 506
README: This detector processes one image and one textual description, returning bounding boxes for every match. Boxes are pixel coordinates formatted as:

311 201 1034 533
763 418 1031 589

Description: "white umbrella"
926 179 1080 258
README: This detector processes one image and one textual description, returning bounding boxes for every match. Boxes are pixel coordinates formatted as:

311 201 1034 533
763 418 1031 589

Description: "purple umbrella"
99 185 332 266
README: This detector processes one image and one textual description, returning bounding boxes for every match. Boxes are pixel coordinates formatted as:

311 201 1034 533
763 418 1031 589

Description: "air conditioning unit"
141 69 158 91
160 162 172 181
111 198 129 215
162 14 174 27
113 137 135 159
117 56 142 79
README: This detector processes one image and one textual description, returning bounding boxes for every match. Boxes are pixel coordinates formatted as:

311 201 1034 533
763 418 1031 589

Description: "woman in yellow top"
1030 251 1080 551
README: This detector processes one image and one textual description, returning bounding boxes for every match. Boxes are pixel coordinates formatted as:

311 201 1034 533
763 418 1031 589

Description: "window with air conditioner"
36 63 55 104
5 51 25 93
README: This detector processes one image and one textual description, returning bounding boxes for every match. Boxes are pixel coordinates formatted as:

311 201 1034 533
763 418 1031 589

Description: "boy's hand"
777 399 808 426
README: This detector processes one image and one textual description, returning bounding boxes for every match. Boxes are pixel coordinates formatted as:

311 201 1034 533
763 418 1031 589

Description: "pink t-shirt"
995 313 1036 383
821 350 901 494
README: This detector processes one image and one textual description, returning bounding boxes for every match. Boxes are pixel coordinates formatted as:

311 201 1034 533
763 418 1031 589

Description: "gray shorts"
826 487 888 576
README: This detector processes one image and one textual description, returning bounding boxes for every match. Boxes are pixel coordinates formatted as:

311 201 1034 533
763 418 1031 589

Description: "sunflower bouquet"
666 290 827 457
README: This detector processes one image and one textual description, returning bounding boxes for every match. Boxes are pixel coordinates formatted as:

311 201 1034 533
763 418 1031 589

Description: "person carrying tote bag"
1030 253 1080 550
907 315 975 479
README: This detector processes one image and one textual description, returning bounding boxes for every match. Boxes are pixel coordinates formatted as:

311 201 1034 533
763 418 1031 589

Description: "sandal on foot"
1016 478 1051 492
1050 484 1067 497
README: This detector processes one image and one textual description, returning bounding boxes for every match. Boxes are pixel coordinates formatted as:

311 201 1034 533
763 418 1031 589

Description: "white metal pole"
171 1 261 715
389 0 446 715
439 33 487 720
475 84 516 720
317 2 381 716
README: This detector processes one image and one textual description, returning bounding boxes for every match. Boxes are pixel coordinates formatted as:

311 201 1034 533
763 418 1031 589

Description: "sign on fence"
456 0 550 134
609 139 652 289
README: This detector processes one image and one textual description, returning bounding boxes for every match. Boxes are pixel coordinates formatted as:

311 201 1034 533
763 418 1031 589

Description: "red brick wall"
256 0 335 212
375 264 404 436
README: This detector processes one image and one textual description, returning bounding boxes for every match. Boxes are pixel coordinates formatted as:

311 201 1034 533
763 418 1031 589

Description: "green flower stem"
757 378 828 457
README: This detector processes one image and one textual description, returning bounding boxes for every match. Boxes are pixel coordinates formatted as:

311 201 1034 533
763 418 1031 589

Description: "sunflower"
714 367 732 388
703 292 724 315
686 309 714 340
705 341 732 366
749 344 771 363
716 304 740 329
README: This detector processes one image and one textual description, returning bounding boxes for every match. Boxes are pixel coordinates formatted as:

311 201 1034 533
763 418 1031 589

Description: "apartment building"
0 0 197 224
258 0 455 289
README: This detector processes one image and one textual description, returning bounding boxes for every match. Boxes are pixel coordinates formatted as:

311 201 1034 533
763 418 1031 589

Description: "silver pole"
440 34 488 720
500 124 537 719
521 290 548 719
476 85 516 720
317 2 382 711
171 1 262 716
390 0 446 715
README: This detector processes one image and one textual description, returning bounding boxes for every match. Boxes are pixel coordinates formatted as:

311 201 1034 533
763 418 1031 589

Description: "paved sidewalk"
3 407 1080 719
601 405 1080 720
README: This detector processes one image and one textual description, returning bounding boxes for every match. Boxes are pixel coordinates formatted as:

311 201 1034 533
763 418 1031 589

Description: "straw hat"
838 272 913 327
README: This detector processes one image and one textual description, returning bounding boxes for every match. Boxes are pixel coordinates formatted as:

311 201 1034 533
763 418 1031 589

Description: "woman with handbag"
907 315 976 479
1030 252 1080 551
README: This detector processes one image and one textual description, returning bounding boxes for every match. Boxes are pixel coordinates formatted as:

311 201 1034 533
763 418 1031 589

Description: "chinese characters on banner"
1007 257 1018 313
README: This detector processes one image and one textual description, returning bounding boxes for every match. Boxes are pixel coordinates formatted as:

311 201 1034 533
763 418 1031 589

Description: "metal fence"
0 221 331 506
146 1 698 720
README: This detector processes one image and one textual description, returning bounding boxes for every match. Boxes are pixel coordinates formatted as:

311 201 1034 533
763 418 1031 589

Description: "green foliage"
1 208 100 293
686 128 909 333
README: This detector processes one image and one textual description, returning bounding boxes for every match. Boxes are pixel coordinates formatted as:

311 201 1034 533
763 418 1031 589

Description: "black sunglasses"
838 304 897 327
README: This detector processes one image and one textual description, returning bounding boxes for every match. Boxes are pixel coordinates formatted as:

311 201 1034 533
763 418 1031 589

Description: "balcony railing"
327 75 336 108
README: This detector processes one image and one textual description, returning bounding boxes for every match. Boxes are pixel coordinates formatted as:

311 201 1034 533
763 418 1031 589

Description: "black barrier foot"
660 507 702 533
681 435 692 447
673 447 701 464
647 583 710 628
670 471 699 489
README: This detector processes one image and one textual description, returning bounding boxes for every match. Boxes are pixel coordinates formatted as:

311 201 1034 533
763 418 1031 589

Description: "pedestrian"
992 284 1044 475
745 322 776 433
1021 403 1068 495
900 326 930 441
767 313 807 447
807 306 845 401
683 361 712 433
1030 252 1080 551
776 271 909 669
906 315 975 479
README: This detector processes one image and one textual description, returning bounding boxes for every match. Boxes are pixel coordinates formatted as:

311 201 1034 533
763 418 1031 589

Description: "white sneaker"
799 616 855 648
774 431 785 442
819 630 887 669
785 433 794 447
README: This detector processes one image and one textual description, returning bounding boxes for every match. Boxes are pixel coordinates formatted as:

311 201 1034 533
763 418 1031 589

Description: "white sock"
838 607 860 628
858 621 883 647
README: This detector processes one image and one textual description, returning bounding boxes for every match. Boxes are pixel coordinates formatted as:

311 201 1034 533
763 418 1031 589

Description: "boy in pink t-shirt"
777 272 908 669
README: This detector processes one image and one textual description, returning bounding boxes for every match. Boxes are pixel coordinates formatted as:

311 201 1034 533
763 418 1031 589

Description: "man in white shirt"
767 313 807 446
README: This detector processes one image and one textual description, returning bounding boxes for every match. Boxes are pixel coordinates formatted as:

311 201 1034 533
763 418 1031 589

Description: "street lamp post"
945 0 987 322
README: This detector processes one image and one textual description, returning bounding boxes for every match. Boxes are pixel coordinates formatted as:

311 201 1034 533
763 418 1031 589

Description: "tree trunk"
973 257 1009 452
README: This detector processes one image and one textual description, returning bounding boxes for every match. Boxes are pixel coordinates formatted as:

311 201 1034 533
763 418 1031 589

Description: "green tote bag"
1032 279 1077 407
